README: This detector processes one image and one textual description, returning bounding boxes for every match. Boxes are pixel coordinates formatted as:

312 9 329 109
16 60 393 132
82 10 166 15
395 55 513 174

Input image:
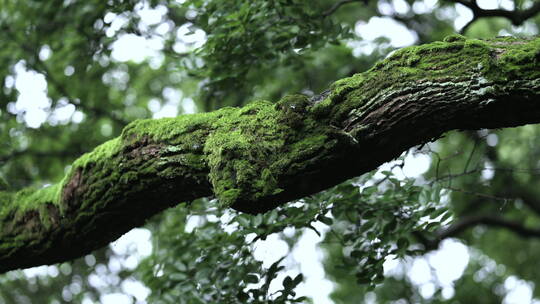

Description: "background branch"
450 0 540 33
417 215 540 251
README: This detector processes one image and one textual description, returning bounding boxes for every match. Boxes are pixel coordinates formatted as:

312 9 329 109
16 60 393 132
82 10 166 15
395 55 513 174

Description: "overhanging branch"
0 36 539 272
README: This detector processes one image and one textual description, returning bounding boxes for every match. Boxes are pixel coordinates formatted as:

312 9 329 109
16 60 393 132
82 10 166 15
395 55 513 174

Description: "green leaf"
245 274 259 283
397 237 409 251
236 215 251 228
266 209 278 224
318 214 333 225
283 276 293 289
362 185 378 196
253 214 264 227
424 222 440 232
292 274 303 286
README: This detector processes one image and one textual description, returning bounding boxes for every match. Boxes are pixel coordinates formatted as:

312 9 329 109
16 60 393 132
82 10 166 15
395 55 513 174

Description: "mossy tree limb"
1 36 539 273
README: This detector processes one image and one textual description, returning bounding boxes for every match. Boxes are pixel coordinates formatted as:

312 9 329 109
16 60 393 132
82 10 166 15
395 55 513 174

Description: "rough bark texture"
1 35 539 272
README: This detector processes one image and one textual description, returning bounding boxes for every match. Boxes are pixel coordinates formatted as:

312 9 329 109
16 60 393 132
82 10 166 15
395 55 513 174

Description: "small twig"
462 136 478 174
443 186 510 202
308 224 322 236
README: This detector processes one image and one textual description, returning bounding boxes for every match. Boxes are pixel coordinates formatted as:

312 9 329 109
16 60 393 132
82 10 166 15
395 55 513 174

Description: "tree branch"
464 131 540 216
441 215 540 239
1 36 539 272
450 0 540 32
418 214 540 250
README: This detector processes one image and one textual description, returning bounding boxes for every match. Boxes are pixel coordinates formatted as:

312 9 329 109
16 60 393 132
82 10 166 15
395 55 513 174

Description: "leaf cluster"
322 170 449 289
182 0 352 103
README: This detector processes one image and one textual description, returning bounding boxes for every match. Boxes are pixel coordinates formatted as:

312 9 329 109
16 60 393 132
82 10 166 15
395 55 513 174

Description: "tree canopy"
1 0 540 303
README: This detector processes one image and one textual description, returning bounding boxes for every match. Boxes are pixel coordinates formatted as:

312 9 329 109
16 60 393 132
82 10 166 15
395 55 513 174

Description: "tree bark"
1 35 539 272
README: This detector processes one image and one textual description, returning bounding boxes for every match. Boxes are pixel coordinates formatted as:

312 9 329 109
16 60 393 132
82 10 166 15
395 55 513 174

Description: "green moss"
316 36 540 124
203 100 289 208
288 134 328 160
274 94 312 128
103 97 315 210
464 38 488 49
120 107 236 145
219 189 242 206
330 74 365 100
17 184 61 210
275 94 310 112
72 137 121 169
18 98 308 212
487 37 540 81
0 191 15 217
311 97 333 117
0 183 62 230
443 33 467 43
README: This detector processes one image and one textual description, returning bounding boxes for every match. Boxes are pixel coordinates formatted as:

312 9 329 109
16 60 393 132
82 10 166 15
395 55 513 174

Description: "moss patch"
203 100 290 208
0 183 62 230
314 36 540 124
105 98 322 210
486 37 540 81
72 137 121 169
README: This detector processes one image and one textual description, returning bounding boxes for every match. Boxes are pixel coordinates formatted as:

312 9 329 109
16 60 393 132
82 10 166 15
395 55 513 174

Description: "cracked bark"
1 36 539 273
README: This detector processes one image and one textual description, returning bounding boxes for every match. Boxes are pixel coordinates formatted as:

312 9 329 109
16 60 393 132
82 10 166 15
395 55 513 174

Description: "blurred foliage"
139 199 309 304
1 0 540 303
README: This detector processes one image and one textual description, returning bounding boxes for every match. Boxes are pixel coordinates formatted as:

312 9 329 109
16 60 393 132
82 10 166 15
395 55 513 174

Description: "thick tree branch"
1 36 539 272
